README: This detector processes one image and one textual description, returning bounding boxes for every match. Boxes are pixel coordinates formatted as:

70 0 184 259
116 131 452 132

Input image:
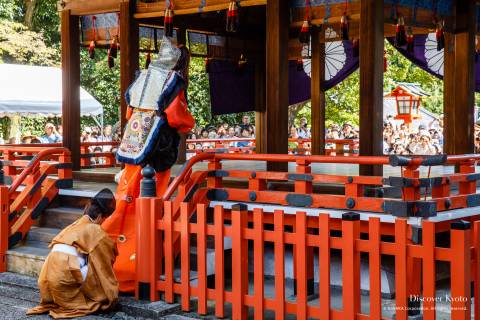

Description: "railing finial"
140 165 156 197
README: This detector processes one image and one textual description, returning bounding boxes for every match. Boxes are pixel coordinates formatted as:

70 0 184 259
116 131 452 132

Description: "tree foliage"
0 18 59 65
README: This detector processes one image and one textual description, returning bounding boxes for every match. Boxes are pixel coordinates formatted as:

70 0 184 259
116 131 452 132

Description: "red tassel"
406 28 414 54
436 20 445 51
383 50 387 73
299 20 311 44
340 14 349 41
395 16 407 47
88 40 96 59
88 16 97 59
107 49 115 69
205 57 210 73
145 52 151 69
226 1 239 33
109 36 119 59
352 39 359 58
296 59 304 72
164 5 174 38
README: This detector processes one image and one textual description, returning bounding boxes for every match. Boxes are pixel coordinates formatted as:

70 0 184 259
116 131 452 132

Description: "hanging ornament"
205 57 210 73
383 50 388 73
164 1 174 38
226 1 239 33
406 27 414 54
435 20 445 51
299 20 311 44
88 16 97 59
109 36 119 59
145 52 152 69
296 59 304 72
395 16 407 47
107 50 115 69
340 0 349 40
352 39 359 58
238 54 247 71
299 0 311 44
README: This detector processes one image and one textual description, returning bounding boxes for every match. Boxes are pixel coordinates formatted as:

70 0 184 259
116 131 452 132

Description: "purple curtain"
208 60 256 115
387 36 480 92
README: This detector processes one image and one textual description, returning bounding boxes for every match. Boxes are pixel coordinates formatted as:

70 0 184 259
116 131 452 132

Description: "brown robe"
27 216 118 318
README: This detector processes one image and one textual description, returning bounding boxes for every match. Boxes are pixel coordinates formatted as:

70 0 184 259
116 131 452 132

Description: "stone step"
38 206 84 229
25 226 60 245
7 245 49 278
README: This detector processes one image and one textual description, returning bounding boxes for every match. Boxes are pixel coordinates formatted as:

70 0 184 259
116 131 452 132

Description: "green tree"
0 18 59 65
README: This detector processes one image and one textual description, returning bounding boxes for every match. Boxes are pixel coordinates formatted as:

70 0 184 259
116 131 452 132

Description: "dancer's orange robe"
103 90 194 292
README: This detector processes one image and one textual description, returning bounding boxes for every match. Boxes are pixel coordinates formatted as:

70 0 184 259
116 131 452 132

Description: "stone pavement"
0 272 190 320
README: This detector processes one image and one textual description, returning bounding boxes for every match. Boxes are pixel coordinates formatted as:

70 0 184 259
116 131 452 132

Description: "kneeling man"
27 188 118 318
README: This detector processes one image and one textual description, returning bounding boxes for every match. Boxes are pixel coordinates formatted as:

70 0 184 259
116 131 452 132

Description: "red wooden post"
295 211 308 320
253 208 264 319
80 145 90 168
474 221 480 319
274 210 285 319
422 221 436 320
180 202 191 311
57 153 72 182
231 203 248 320
395 219 408 320
207 158 222 188
318 214 331 320
214 205 225 318
164 200 174 303
4 151 17 178
368 217 381 319
450 220 472 320
135 166 160 301
459 161 476 195
196 203 208 314
341 212 361 318
0 167 9 273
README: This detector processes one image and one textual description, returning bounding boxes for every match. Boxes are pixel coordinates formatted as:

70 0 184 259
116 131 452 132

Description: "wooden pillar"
61 10 81 171
266 0 289 171
311 26 326 155
443 0 476 155
359 0 384 176
119 0 139 133
176 28 187 164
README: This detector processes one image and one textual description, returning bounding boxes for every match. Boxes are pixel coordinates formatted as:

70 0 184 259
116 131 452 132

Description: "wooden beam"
119 0 139 134
443 0 476 155
135 0 265 19
359 0 384 176
265 0 289 171
310 26 326 155
59 0 121 16
61 10 81 170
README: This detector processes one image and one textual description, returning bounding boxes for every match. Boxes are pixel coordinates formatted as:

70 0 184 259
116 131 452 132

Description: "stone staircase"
7 190 92 277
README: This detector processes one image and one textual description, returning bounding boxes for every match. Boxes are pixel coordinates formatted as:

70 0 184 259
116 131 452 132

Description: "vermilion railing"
0 147 72 272
135 153 480 319
186 138 359 156
0 141 120 170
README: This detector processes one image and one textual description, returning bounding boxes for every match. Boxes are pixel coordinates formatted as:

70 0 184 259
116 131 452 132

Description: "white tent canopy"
0 64 103 117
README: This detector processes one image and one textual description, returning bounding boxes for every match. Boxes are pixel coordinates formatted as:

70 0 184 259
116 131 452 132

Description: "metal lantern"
388 83 429 124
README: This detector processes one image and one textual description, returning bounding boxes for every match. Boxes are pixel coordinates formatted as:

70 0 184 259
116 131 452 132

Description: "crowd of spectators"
186 114 446 156
6 114 448 157
382 115 444 155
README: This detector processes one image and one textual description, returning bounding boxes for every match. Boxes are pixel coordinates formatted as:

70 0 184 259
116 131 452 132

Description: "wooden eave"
58 0 122 15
